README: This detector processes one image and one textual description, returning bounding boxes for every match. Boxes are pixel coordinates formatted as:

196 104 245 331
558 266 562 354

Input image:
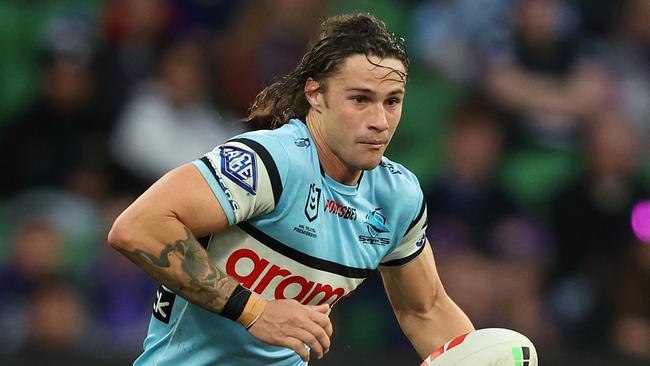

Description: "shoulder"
373 156 423 198
221 119 315 186
369 157 425 224
194 124 307 224
230 119 308 159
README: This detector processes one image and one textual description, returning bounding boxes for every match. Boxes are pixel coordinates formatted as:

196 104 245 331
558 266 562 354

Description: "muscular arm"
108 163 332 361
379 241 474 359
108 163 238 314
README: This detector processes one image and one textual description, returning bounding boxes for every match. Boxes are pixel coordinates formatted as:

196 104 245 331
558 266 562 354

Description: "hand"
248 299 333 362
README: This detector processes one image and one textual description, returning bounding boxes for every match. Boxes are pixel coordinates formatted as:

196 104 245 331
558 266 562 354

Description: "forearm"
109 217 239 314
397 292 474 358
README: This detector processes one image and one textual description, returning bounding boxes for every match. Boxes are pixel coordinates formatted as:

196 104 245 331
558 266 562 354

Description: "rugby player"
108 13 474 365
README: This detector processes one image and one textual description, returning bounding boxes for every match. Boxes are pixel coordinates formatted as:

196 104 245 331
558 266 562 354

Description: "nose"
368 103 389 132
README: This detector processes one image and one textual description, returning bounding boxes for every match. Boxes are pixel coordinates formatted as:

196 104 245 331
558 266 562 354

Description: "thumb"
310 303 331 315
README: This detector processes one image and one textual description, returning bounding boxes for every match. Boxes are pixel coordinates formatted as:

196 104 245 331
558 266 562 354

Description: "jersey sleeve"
379 193 428 266
191 136 287 225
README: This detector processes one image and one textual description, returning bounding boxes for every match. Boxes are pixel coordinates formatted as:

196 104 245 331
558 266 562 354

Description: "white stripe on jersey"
208 225 365 306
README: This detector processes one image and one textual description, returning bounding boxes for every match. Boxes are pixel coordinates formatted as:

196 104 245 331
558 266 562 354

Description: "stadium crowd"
0 0 648 365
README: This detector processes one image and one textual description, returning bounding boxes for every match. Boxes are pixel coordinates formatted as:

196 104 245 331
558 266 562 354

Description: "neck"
305 111 362 186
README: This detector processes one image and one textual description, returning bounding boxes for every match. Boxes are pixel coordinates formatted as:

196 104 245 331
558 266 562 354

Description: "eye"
385 97 401 106
351 96 368 104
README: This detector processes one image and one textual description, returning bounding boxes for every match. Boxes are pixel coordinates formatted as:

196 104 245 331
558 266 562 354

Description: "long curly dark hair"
245 13 409 129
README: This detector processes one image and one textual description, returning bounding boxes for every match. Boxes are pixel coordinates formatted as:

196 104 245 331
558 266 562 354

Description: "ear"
304 78 324 113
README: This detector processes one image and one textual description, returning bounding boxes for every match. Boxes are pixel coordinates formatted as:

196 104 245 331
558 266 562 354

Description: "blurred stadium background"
0 0 649 365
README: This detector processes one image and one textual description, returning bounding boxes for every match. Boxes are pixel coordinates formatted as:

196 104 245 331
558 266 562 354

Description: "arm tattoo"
126 227 238 314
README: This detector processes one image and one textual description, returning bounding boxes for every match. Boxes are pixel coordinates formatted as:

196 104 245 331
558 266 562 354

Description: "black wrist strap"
221 284 252 321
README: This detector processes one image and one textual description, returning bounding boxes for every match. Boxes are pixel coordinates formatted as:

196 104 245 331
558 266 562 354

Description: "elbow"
107 216 136 252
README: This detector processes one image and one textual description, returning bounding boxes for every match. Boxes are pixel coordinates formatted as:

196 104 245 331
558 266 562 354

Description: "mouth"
358 140 388 149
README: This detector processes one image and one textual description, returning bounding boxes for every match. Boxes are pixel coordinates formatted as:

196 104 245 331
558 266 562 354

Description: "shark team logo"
304 183 321 222
220 145 257 195
358 208 391 246
365 208 390 237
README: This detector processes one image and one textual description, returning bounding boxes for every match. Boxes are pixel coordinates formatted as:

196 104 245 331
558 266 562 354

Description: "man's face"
312 54 406 172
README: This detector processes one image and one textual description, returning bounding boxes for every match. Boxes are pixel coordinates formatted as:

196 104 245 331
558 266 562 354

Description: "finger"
291 328 324 359
300 319 330 355
310 311 334 338
284 337 310 362
324 318 333 340
310 304 330 314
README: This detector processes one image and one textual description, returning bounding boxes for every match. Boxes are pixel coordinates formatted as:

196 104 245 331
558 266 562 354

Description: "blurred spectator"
94 0 176 125
0 1 102 126
216 0 328 115
87 247 155 354
0 220 64 352
427 96 512 254
1 220 62 282
611 241 650 359
170 0 241 34
547 113 648 351
0 187 150 359
3 188 103 275
1 280 93 365
110 34 245 186
425 95 551 342
0 16 110 200
574 0 623 40
411 0 513 82
484 0 610 150
596 0 650 153
26 281 88 351
86 195 155 354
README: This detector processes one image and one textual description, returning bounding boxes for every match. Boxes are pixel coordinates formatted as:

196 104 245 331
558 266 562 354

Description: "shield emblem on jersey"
304 183 321 222
220 145 257 195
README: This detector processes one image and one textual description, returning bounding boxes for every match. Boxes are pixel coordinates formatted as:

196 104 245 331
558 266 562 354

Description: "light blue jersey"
134 119 427 365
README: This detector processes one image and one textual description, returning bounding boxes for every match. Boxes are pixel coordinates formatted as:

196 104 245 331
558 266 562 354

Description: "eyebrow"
344 87 405 95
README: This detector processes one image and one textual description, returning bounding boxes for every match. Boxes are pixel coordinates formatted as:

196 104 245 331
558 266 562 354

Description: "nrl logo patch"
220 145 257 195
304 183 321 222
